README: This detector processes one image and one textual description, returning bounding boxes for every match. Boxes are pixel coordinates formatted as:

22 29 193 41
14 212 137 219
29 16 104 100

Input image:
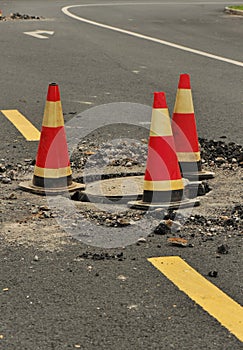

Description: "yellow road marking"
148 256 243 342
1 110 40 141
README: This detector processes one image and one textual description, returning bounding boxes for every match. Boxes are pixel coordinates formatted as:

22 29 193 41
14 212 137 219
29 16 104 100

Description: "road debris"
217 244 229 254
117 275 127 281
208 271 218 278
167 237 189 247
72 139 148 171
127 304 138 310
153 222 172 235
77 252 125 261
137 237 147 243
199 138 243 168
0 136 242 250
0 12 42 21
3 192 17 200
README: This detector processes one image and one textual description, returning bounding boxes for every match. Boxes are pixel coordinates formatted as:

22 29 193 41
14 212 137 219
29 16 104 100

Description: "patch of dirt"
1 221 69 252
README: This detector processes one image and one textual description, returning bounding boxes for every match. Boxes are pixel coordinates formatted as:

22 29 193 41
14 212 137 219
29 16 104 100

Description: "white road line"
62 3 243 68
63 2 243 8
24 30 54 39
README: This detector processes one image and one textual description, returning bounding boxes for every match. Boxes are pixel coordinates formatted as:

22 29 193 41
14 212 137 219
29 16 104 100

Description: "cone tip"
47 83 60 102
178 74 191 89
153 92 167 109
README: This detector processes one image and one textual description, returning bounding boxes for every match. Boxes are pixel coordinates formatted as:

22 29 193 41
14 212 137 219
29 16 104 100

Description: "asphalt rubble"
0 137 242 256
0 12 42 21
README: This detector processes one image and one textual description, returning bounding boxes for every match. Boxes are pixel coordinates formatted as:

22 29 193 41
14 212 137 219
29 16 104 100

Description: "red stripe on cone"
172 113 199 152
35 126 70 169
144 136 182 181
147 92 182 186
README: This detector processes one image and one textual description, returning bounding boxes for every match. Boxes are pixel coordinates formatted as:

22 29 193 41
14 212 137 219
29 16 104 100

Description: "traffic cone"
128 92 199 210
19 83 85 194
172 74 214 180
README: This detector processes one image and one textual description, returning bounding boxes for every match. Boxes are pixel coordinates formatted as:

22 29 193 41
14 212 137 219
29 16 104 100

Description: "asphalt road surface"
0 1 242 349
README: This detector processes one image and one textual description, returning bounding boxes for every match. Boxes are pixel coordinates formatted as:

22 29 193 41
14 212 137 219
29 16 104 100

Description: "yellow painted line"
148 256 243 342
1 110 40 141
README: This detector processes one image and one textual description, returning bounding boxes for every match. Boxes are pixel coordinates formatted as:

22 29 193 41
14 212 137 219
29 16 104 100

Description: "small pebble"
137 237 147 243
2 177 11 184
117 275 127 281
217 244 229 254
208 271 218 278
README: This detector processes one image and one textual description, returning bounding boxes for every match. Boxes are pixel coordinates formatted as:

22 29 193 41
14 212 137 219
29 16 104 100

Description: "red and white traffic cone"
172 73 214 180
19 83 85 194
128 92 199 209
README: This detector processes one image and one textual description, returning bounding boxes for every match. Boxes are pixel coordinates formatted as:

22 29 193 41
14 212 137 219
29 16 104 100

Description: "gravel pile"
76 208 144 227
71 138 243 172
199 138 243 168
0 159 34 185
0 12 42 21
71 139 148 170
42 202 145 229
186 204 243 229
152 204 243 239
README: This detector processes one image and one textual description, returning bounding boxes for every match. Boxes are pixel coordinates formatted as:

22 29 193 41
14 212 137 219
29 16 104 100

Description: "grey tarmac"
0 1 242 349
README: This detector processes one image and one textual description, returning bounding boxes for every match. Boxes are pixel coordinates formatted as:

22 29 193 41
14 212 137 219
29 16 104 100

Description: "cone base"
179 160 202 173
19 181 85 195
184 180 206 198
128 197 200 210
183 170 215 181
179 161 215 180
83 176 203 204
33 174 73 188
143 189 183 203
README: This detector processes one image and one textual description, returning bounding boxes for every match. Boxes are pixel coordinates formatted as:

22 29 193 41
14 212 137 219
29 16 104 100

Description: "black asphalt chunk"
217 244 230 254
208 270 218 278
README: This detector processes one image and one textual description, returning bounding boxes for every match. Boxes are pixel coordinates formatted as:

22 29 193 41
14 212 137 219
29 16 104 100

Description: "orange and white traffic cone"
128 92 199 210
172 74 214 180
19 83 84 194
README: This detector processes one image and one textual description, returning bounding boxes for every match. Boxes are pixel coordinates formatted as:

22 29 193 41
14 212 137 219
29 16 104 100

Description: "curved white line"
63 2 243 8
62 4 243 68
